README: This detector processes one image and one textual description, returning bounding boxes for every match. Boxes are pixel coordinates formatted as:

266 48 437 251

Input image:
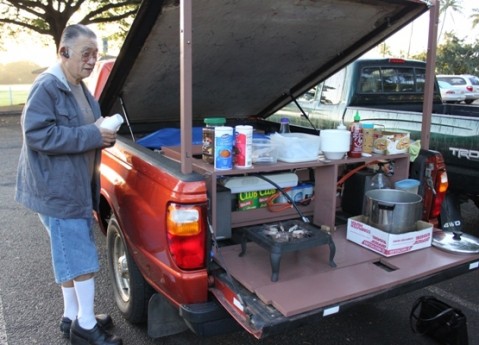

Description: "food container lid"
204 117 226 126
395 179 420 189
432 230 479 254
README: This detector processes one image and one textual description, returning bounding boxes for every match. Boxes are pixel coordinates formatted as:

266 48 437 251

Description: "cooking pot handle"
378 203 395 211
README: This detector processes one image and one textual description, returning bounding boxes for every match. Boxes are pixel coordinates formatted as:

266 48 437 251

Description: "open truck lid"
98 0 440 338
99 0 431 125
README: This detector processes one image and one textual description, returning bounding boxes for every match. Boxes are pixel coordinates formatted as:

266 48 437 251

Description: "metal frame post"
180 0 193 173
421 0 439 150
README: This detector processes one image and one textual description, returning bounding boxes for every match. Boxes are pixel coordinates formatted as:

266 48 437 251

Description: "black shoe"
70 319 122 345
60 314 113 338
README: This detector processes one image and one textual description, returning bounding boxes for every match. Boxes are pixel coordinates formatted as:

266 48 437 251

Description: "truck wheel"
106 216 153 323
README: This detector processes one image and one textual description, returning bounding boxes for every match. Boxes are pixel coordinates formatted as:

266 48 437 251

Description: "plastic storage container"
252 138 278 164
270 133 321 162
395 179 420 194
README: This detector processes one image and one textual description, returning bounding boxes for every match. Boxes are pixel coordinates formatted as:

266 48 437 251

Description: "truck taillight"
430 171 448 218
167 203 207 270
388 58 405 64
412 150 448 225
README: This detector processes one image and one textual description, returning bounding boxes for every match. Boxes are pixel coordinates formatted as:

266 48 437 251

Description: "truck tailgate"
210 225 479 339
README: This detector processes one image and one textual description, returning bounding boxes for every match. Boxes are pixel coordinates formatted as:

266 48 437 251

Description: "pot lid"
432 230 479 254
99 0 430 124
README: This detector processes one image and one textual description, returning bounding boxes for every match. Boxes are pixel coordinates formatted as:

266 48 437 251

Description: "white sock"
61 286 78 321
74 278 97 330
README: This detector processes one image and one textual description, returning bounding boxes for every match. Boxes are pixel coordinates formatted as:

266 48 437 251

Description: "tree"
0 0 141 51
471 8 479 28
410 32 479 75
434 33 479 75
438 0 462 42
378 42 392 57
0 61 42 84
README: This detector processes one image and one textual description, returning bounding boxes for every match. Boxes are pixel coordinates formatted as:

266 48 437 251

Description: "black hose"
251 173 310 223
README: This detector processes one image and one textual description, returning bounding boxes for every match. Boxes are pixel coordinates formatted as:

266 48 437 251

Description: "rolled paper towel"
100 114 124 132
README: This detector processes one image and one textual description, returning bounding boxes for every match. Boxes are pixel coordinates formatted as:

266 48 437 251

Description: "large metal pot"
363 189 422 234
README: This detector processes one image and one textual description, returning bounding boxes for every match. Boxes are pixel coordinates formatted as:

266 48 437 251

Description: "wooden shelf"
162 145 410 235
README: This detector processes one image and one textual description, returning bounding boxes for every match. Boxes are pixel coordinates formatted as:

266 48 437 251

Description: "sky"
367 0 478 57
0 1 478 66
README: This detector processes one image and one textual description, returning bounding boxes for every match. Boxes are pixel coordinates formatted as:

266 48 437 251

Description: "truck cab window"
298 86 318 102
359 68 381 93
359 66 425 93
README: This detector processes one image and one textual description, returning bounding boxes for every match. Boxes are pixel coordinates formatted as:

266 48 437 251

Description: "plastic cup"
394 179 420 194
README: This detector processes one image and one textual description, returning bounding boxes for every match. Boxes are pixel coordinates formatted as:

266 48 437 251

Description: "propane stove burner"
239 220 336 282
263 222 313 242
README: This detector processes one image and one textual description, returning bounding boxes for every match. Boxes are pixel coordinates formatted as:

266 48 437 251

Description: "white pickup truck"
271 57 479 234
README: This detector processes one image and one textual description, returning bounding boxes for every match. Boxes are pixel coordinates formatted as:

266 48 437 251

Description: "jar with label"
202 117 226 164
362 123 374 154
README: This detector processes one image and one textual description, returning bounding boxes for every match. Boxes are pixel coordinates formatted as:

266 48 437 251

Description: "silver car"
437 80 466 103
437 74 479 104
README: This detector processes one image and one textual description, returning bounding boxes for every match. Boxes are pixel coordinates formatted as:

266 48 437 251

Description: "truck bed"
214 225 479 317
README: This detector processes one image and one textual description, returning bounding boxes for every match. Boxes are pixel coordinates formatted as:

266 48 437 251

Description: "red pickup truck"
92 0 479 340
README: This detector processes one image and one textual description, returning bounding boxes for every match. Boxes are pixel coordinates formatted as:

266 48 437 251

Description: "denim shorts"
38 214 100 284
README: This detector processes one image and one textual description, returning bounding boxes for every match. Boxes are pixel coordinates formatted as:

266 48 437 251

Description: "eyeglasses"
69 48 99 62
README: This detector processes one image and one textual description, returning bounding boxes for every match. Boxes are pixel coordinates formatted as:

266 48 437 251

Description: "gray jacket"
15 63 104 219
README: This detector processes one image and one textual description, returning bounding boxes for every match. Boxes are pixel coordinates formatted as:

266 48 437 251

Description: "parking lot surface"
0 112 477 345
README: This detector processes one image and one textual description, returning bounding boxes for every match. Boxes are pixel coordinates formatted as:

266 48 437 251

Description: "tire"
106 216 153 323
465 99 474 104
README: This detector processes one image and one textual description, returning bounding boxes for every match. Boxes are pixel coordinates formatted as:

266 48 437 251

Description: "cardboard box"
237 191 259 210
373 130 410 155
346 215 432 257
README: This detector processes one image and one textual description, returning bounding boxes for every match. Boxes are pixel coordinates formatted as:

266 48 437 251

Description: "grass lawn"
0 85 30 107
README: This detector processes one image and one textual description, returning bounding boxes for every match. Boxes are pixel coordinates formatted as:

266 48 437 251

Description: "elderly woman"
15 24 121 345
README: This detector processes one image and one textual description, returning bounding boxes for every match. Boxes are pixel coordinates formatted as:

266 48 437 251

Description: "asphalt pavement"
0 113 478 345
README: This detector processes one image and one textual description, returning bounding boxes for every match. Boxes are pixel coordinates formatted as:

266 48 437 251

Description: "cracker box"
237 191 259 211
372 130 410 155
346 215 433 257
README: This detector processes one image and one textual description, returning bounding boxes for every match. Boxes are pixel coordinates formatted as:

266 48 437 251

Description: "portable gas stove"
239 220 336 282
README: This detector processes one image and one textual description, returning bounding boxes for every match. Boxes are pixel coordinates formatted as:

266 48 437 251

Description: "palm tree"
438 0 463 42
471 8 479 28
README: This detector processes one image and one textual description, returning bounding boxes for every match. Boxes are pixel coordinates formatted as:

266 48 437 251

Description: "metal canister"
214 126 234 170
234 125 253 169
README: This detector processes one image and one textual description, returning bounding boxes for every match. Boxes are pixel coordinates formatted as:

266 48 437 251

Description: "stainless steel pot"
363 189 422 234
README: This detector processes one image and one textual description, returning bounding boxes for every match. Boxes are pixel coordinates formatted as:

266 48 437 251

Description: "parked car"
438 80 466 103
437 74 479 104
